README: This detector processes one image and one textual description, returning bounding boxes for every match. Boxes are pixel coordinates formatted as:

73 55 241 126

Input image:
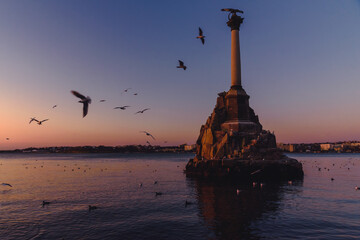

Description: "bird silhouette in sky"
71 90 92 118
122 88 131 94
177 60 187 70
99 100 106 102
146 141 151 145
34 119 49 125
140 131 156 140
52 105 57 109
114 106 130 110
133 93 138 96
197 27 205 45
135 108 150 114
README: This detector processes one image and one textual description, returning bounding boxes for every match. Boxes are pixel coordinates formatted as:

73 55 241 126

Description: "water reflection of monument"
188 178 294 239
185 9 303 180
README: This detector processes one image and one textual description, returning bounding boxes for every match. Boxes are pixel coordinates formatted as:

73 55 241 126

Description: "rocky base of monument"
185 90 304 181
185 157 304 181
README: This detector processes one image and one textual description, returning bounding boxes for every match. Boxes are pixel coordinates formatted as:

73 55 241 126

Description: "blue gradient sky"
0 0 359 149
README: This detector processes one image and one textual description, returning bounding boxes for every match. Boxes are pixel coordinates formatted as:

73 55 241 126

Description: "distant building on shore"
278 141 360 153
320 143 333 151
277 143 295 152
183 144 196 151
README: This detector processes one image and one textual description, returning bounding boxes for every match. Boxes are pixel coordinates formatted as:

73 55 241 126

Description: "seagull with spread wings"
34 119 49 125
177 60 187 70
114 106 130 110
140 131 156 140
197 27 205 45
71 90 92 118
135 108 150 114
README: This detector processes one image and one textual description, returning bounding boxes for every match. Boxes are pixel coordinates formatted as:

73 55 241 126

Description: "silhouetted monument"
185 9 303 180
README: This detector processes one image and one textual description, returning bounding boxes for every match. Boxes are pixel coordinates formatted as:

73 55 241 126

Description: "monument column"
221 9 258 133
228 14 243 88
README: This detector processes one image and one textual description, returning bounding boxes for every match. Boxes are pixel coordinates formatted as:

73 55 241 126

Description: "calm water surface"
0 153 359 240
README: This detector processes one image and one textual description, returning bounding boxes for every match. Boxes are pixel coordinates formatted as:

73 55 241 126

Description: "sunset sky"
0 0 360 150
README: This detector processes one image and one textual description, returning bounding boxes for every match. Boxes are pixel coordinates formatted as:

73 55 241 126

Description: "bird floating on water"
196 27 205 45
155 192 162 196
89 205 97 211
135 108 150 114
177 60 187 70
99 100 106 102
52 105 57 108
141 131 156 140
114 106 130 110
42 201 50 206
71 90 92 118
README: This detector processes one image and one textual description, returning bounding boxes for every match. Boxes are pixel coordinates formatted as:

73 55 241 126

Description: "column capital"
227 14 244 31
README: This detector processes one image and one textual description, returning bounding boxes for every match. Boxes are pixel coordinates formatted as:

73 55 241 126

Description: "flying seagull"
140 131 156 140
122 88 131 94
33 119 49 125
99 100 106 102
135 108 150 114
114 106 130 110
177 60 187 70
197 27 205 45
1 183 12 187
71 90 92 117
52 105 57 109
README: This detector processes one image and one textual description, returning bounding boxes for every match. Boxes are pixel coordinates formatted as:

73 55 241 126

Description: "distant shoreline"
0 145 196 154
278 141 360 154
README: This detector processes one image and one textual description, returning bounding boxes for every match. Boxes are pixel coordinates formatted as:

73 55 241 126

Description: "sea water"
0 153 359 240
